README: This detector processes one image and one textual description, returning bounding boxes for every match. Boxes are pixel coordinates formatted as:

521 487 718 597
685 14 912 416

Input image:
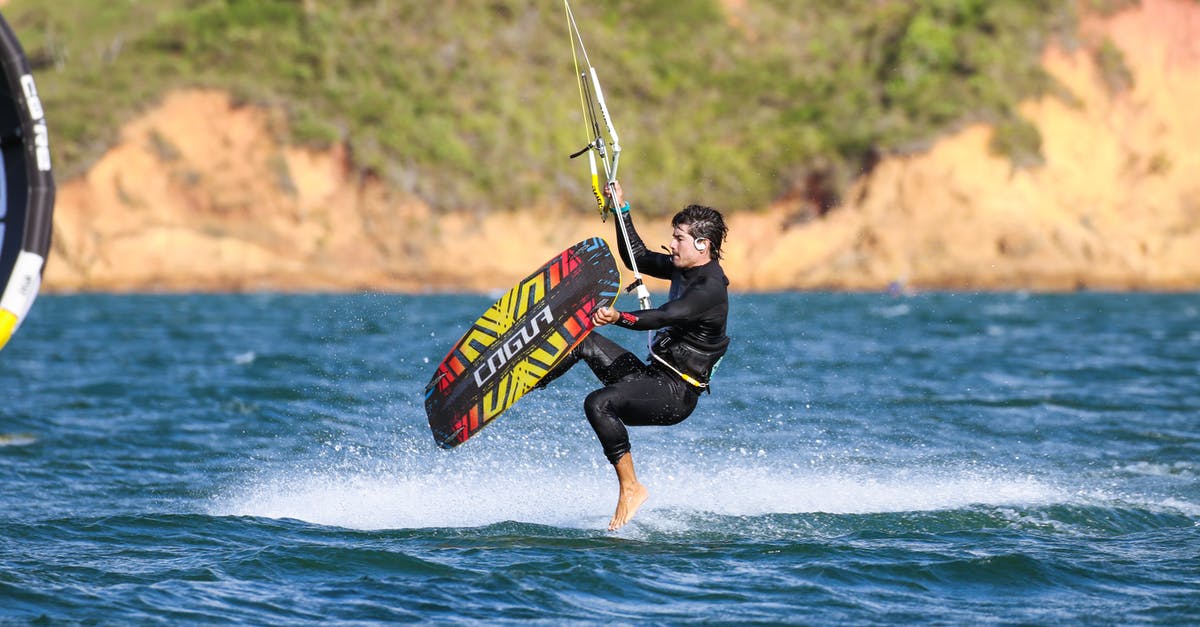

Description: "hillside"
14 0 1200 291
12 0 1085 213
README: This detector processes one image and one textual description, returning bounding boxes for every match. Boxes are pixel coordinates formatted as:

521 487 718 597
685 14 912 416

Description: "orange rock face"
44 0 1200 293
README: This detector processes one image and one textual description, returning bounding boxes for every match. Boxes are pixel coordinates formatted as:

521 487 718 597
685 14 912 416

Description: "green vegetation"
7 0 1100 215
1094 37 1134 94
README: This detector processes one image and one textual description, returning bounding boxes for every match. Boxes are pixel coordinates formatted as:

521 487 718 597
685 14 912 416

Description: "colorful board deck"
424 237 621 448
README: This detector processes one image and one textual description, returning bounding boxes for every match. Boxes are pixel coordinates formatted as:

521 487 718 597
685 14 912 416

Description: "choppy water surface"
2 292 1197 623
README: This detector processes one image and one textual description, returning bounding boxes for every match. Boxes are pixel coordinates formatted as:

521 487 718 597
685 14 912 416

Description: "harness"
648 331 729 392
650 352 709 390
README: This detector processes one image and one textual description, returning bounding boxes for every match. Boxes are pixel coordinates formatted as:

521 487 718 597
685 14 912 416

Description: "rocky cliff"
44 0 1200 293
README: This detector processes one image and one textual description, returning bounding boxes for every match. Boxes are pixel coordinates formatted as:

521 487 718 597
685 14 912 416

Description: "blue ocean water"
1 292 1197 624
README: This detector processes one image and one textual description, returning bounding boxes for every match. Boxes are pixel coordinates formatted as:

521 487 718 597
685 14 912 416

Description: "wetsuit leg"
537 334 699 465
536 332 643 389
585 370 699 464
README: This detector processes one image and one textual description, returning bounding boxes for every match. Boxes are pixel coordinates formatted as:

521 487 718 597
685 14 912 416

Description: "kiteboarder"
537 180 730 530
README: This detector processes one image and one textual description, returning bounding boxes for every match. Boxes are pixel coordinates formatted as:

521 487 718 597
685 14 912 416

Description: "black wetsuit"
540 209 730 464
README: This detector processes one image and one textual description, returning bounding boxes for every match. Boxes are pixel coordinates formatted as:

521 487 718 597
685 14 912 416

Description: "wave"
5 509 1196 626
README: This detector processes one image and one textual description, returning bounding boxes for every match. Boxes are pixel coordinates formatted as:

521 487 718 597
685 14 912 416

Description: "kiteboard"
424 237 620 449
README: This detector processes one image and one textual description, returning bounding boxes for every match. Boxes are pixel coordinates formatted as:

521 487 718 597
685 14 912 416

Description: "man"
538 180 730 530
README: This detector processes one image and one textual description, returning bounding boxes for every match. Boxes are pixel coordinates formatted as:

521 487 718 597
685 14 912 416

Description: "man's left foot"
608 483 649 531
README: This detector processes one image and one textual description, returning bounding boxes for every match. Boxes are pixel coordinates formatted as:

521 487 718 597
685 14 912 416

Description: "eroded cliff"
44 0 1200 293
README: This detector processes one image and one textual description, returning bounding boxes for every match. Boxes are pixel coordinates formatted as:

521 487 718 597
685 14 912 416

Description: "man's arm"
605 181 673 279
593 275 723 331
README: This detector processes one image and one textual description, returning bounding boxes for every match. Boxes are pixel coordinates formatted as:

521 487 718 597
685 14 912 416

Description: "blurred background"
6 0 1198 293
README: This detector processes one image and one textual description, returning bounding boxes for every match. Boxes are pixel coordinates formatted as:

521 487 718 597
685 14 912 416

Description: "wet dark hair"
672 204 728 261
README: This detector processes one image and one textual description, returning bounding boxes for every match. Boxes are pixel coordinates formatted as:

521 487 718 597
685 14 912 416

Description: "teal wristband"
618 202 630 214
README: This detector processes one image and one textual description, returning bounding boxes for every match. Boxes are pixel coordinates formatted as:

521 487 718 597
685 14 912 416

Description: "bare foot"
608 482 649 531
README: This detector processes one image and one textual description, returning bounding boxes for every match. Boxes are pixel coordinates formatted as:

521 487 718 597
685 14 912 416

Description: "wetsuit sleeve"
612 273 723 331
613 208 674 280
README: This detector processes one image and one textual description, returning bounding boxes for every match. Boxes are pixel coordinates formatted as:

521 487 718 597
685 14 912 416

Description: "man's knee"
583 387 615 420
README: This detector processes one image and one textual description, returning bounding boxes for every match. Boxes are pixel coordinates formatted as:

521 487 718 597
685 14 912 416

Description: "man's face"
668 223 709 269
